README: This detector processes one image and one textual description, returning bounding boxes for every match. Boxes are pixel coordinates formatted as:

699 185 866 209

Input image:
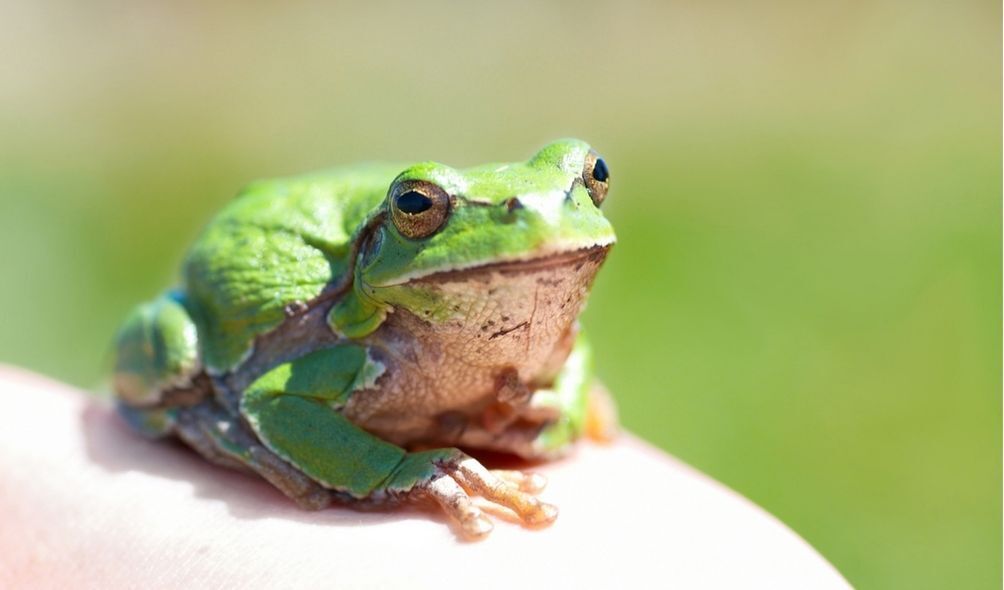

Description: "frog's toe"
490 469 548 494
410 455 557 537
585 381 620 443
453 458 558 527
426 474 495 539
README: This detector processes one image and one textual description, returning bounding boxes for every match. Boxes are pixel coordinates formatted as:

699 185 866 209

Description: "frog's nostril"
505 197 524 213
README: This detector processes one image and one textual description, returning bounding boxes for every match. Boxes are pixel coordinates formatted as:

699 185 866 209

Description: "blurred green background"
0 1 999 586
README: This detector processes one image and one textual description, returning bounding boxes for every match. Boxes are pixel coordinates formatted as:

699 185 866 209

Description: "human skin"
0 365 849 589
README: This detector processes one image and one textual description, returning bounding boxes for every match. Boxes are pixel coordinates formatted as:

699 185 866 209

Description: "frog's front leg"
172 400 335 510
461 333 619 459
239 345 557 538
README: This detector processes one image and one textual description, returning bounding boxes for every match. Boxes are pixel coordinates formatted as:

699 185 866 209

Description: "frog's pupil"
592 158 609 183
397 191 433 214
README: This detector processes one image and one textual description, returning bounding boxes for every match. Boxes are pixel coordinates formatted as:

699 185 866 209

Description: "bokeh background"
1 1 999 586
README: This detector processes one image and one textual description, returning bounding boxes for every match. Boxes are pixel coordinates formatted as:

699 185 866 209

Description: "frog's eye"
389 180 451 239
582 151 610 208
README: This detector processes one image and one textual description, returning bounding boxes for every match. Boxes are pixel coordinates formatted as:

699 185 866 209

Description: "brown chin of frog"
397 243 610 364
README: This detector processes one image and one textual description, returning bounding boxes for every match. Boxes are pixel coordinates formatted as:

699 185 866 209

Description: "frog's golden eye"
389 180 451 239
582 151 610 207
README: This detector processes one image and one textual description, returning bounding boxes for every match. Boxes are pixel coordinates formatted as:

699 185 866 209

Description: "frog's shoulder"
182 163 403 373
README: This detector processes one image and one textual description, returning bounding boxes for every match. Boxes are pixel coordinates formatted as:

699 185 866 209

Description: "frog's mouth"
403 244 610 285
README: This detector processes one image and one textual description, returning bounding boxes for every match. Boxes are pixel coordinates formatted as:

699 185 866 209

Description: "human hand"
0 366 847 589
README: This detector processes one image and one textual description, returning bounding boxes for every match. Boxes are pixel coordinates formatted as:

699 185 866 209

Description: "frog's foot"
585 381 619 443
175 402 333 511
406 452 557 539
489 469 548 493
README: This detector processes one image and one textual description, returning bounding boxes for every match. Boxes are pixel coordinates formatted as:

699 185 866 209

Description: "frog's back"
183 163 403 373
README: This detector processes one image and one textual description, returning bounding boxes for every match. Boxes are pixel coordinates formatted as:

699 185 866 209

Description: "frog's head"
332 139 615 351
362 138 614 285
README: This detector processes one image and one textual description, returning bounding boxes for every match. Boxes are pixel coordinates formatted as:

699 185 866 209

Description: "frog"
111 138 617 538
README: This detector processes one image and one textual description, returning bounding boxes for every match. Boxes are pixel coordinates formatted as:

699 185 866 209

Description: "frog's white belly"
344 247 607 448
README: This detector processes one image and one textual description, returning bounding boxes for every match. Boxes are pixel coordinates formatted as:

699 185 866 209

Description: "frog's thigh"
113 291 199 410
173 400 333 510
239 345 406 498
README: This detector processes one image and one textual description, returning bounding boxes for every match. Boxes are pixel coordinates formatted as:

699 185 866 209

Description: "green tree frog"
111 139 617 538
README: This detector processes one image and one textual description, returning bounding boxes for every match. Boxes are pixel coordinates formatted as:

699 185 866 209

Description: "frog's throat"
372 242 613 288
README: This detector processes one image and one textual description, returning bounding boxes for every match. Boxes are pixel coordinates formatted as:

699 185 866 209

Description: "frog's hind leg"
112 291 200 414
111 292 333 509
112 290 207 440
173 400 334 511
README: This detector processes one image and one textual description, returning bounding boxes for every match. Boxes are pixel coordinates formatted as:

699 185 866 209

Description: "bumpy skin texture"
184 164 403 373
112 139 616 537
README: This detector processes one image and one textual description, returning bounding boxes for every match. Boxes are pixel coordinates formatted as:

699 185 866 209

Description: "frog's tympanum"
112 139 617 538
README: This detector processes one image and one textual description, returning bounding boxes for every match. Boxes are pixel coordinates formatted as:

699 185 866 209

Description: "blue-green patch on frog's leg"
115 403 178 439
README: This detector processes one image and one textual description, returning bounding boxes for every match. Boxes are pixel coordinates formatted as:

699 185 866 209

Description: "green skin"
112 139 616 534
